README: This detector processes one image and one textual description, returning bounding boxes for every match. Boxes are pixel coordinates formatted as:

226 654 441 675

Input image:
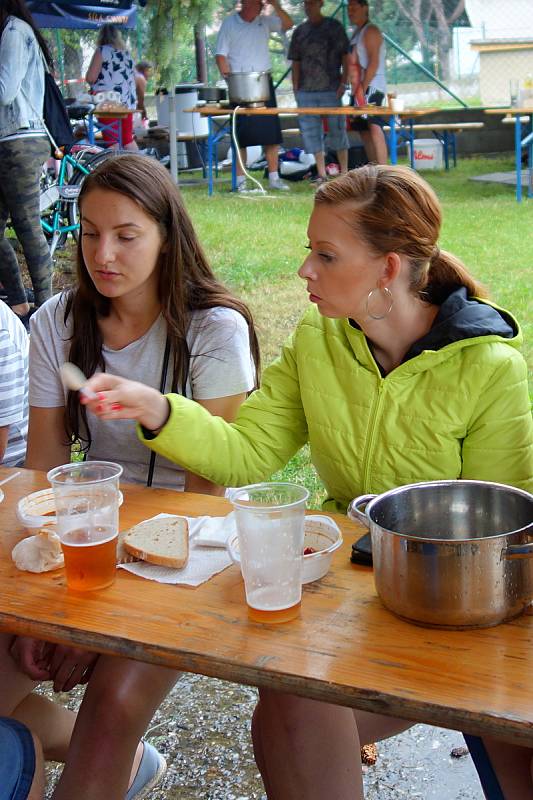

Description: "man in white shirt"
215 0 293 192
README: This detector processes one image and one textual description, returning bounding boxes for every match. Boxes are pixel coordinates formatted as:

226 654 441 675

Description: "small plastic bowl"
16 488 124 532
301 515 343 583
227 514 343 585
17 488 57 531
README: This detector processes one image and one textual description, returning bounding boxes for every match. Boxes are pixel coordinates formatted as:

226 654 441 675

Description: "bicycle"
39 142 118 257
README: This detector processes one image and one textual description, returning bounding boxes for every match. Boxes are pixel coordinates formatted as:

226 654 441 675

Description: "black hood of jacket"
404 287 516 361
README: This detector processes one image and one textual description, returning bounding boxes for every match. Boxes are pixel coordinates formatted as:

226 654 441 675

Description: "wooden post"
194 24 207 85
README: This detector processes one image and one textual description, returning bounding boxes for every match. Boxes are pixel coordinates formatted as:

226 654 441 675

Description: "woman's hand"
47 645 99 692
81 374 170 433
10 636 55 681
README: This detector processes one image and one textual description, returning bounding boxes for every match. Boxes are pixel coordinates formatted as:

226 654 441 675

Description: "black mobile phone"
350 532 373 566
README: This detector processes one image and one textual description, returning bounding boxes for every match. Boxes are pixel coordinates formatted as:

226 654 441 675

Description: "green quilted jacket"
140 292 533 513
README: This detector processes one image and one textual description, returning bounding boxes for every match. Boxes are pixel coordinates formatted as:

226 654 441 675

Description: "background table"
1 467 533 746
192 105 439 195
485 107 533 202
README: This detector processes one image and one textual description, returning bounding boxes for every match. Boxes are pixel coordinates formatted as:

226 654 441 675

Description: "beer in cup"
47 461 123 591
229 482 309 623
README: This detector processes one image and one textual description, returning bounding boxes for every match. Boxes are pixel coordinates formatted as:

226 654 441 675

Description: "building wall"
478 48 533 105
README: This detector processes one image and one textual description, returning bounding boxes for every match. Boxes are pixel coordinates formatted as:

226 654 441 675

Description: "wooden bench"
382 121 484 169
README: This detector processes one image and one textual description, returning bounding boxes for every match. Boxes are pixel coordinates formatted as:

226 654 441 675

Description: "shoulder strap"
146 336 172 488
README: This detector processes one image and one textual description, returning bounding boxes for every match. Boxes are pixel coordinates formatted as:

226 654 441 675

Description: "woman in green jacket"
84 164 533 798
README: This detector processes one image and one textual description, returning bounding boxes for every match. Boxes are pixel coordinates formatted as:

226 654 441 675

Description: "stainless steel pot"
226 71 270 105
348 480 533 629
198 86 227 103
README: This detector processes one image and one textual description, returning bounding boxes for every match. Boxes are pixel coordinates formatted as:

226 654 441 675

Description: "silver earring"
366 286 393 320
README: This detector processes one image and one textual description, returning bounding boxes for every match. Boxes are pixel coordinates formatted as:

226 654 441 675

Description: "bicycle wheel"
66 149 123 237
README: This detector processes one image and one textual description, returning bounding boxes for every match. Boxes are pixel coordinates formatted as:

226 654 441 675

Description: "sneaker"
237 180 253 193
268 177 289 191
126 741 167 800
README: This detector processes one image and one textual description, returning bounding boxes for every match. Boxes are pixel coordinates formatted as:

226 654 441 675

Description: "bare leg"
27 733 45 800
368 124 388 164
265 144 279 174
481 737 533 798
337 148 348 174
314 151 327 178
0 634 74 762
237 147 246 177
252 689 364 800
359 129 376 163
52 656 178 800
355 709 413 744
11 693 75 763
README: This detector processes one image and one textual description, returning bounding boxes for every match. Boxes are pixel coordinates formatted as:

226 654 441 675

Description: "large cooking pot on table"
226 71 270 105
348 480 533 629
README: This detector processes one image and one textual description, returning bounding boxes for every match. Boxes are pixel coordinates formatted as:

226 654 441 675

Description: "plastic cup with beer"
47 461 123 591
228 482 309 623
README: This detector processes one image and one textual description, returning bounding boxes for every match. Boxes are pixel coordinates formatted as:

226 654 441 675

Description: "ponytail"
422 249 487 303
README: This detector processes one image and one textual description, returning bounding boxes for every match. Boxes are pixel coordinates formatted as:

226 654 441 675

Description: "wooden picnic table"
485 106 533 202
187 105 439 194
1 466 533 745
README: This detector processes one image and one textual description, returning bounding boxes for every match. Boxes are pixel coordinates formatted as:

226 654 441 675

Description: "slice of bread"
123 517 189 568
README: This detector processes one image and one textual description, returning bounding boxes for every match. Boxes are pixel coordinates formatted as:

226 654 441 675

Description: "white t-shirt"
29 294 255 490
0 301 28 467
215 12 282 73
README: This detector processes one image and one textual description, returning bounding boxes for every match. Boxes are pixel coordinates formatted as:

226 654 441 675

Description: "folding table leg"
463 734 505 800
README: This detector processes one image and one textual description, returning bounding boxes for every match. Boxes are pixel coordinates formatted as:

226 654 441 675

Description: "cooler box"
155 85 208 137
408 138 443 170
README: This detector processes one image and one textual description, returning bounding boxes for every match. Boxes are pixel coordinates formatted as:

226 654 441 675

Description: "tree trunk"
194 24 207 84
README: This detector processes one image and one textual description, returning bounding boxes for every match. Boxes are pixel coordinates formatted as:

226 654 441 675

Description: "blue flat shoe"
126 741 167 800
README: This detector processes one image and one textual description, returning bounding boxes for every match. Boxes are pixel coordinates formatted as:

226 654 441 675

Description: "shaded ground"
44 673 484 799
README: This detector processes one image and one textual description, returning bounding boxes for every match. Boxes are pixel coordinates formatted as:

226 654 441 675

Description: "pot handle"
347 494 376 527
502 542 533 560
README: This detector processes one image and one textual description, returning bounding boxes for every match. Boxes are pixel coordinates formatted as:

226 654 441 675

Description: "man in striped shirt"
0 300 28 466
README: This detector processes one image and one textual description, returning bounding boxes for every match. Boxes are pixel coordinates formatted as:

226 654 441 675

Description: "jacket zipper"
362 379 385 493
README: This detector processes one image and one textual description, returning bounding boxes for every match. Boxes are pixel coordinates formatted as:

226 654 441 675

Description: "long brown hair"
314 164 487 303
0 0 53 68
63 153 260 452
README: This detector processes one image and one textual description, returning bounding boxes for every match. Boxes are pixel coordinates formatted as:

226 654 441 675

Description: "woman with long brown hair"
82 164 531 798
1 153 259 799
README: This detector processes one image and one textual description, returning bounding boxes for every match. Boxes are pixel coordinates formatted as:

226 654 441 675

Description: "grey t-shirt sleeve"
29 295 70 408
187 307 255 400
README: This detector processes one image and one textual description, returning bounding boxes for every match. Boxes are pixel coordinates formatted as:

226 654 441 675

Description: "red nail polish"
96 403 103 412
97 392 106 401
111 403 123 411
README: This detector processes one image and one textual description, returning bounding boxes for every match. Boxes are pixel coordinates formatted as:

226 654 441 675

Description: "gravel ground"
43 673 484 799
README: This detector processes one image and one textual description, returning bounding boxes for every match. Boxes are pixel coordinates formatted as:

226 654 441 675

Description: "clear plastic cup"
47 461 123 591
229 482 309 623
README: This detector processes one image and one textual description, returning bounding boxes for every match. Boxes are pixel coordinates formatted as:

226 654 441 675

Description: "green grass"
178 156 532 508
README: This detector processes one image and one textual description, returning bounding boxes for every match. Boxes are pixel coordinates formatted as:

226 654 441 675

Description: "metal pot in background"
227 71 270 106
198 86 227 103
348 480 533 629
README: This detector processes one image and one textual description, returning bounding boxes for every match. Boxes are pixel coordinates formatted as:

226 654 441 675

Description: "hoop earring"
366 286 393 320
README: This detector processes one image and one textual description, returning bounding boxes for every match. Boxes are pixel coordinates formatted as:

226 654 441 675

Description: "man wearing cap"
288 0 350 186
347 0 388 164
215 0 294 192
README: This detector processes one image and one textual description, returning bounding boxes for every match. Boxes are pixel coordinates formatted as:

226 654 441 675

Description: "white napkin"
118 512 237 587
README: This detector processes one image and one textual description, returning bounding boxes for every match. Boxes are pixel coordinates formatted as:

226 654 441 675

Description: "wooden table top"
1 467 532 745
484 107 533 115
188 105 439 118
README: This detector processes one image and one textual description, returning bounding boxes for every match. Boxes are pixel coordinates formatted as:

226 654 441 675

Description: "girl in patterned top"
86 24 138 150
